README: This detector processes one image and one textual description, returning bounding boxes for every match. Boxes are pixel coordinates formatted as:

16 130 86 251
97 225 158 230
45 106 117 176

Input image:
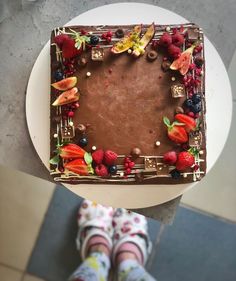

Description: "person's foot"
69 200 114 281
111 208 152 266
76 200 114 260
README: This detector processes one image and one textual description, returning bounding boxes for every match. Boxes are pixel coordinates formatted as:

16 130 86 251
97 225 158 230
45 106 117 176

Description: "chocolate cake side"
49 23 206 185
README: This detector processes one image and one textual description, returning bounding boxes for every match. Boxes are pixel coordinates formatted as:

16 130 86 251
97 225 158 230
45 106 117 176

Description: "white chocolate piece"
199 150 204 155
92 146 97 151
155 141 161 146
120 172 124 177
86 72 91 77
69 121 74 126
166 26 171 32
53 133 58 138
128 49 132 54
171 77 176 81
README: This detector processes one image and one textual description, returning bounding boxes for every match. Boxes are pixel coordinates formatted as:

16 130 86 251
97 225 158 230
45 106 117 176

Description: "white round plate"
26 3 232 208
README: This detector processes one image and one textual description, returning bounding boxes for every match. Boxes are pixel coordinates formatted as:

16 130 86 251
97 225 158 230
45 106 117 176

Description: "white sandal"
112 208 152 265
76 200 114 260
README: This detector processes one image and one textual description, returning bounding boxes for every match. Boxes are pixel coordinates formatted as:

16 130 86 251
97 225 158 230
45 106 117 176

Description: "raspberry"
95 164 108 177
92 149 104 165
104 150 118 165
163 151 177 165
167 44 181 59
159 32 172 47
172 31 184 46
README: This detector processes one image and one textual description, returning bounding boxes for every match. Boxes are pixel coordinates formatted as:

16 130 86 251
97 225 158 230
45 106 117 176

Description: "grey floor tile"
27 186 83 281
150 207 236 281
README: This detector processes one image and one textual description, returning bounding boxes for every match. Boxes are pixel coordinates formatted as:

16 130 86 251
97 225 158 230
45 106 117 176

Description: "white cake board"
26 3 232 208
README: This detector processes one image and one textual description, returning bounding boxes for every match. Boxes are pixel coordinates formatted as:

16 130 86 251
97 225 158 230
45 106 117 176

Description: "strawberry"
163 151 177 165
92 149 104 165
62 37 81 59
95 164 109 177
104 150 118 166
163 117 188 144
176 151 195 171
175 113 196 132
64 158 93 175
54 34 70 48
59 143 85 159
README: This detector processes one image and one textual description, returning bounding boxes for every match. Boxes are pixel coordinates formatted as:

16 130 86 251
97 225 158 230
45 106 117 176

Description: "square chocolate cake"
49 23 206 184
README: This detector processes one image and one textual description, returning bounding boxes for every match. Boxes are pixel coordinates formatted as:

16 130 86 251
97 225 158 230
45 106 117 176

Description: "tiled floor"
0 165 54 281
0 265 22 281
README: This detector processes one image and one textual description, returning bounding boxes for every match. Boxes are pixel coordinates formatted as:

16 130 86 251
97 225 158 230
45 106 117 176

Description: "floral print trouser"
69 252 157 281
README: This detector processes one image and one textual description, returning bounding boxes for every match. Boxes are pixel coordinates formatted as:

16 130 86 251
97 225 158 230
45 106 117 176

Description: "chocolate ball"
131 147 141 158
161 60 171 72
147 50 158 62
78 57 87 67
77 124 86 133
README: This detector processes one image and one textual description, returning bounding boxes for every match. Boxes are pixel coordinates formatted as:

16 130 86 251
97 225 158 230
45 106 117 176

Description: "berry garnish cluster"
123 156 135 176
163 148 198 179
92 149 118 177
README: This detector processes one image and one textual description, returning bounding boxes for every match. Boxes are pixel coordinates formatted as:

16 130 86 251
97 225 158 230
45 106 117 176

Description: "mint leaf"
163 116 170 127
49 154 60 165
84 152 93 165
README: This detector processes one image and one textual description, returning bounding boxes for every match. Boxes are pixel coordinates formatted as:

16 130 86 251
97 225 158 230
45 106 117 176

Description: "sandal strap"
76 227 113 260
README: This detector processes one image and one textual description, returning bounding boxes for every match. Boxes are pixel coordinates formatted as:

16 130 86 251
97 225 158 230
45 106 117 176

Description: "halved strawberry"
64 158 93 175
176 151 195 171
163 117 188 144
175 113 196 132
59 144 85 159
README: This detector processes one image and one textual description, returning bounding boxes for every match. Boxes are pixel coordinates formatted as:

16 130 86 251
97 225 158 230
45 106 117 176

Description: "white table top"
26 3 232 208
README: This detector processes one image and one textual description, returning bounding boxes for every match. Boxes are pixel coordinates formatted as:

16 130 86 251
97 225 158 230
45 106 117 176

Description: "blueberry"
170 169 181 179
90 35 99 45
191 102 202 113
79 137 88 147
192 94 201 104
184 98 193 108
54 70 64 81
108 165 117 175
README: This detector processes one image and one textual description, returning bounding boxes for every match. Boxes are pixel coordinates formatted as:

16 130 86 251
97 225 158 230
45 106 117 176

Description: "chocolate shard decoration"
189 130 202 148
91 47 104 61
61 125 75 139
171 83 186 98
144 157 157 170
156 162 169 176
187 28 199 42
